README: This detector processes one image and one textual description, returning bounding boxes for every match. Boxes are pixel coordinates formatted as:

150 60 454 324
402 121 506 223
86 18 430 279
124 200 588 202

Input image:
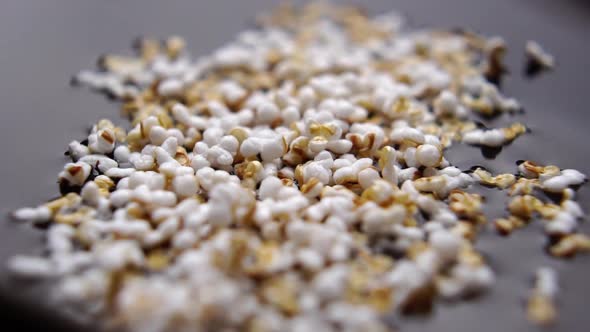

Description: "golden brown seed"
502 123 526 141
300 177 321 194
137 38 161 62
458 244 484 266
165 36 186 60
309 122 336 138
509 178 539 196
54 207 93 225
473 168 516 189
535 203 561 219
45 193 81 213
508 195 542 220
174 147 190 166
449 190 485 222
100 55 145 75
452 222 477 242
521 161 560 179
494 216 526 236
260 275 299 315
146 250 170 271
527 294 557 326
549 234 590 258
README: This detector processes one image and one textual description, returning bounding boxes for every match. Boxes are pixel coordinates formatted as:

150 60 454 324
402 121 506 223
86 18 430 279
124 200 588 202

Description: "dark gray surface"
0 0 588 331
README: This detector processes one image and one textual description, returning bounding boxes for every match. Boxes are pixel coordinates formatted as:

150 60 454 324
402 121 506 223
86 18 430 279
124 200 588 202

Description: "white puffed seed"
462 129 506 147
81 181 101 207
358 168 380 189
13 206 52 224
59 162 92 186
541 169 586 193
429 230 461 262
88 128 116 154
79 155 118 173
415 144 442 168
172 174 199 198
68 140 90 161
7 255 55 278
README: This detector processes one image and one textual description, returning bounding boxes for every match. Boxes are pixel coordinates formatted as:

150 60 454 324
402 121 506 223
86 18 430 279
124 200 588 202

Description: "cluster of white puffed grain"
8 3 589 332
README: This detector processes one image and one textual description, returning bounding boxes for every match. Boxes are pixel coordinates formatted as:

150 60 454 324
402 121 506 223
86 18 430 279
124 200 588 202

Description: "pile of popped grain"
9 3 588 331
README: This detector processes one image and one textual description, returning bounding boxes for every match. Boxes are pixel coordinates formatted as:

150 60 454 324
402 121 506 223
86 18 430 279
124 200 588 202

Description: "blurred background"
0 0 588 331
